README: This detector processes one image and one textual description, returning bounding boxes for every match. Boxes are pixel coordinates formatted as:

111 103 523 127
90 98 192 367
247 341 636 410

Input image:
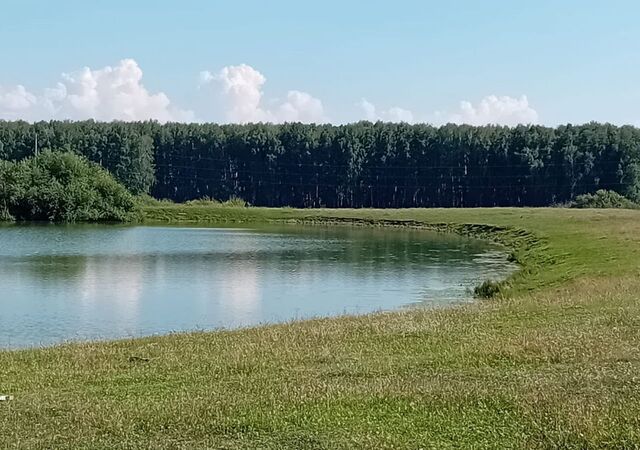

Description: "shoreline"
143 205 557 295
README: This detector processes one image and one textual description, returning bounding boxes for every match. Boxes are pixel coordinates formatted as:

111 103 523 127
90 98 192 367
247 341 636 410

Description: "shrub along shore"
0 151 139 222
1 206 640 448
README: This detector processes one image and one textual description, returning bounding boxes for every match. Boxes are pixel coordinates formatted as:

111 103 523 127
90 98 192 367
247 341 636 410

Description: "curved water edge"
0 223 518 349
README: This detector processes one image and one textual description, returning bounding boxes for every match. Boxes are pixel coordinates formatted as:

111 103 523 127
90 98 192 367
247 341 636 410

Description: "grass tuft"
184 196 247 208
474 280 505 299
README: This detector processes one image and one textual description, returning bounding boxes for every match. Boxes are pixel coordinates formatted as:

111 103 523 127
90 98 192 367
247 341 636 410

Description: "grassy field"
1 206 640 449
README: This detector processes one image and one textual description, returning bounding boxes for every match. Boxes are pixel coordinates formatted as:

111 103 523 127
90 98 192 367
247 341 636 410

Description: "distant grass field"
1 206 640 449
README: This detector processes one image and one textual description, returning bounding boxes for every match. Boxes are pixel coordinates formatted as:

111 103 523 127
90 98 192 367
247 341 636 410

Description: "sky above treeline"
1 0 638 126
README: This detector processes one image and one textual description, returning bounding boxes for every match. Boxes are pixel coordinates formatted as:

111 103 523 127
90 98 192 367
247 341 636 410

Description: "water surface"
0 224 516 348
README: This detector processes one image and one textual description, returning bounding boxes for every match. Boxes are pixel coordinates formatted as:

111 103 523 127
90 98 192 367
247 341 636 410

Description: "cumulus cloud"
205 64 268 122
0 85 39 120
359 95 538 126
201 64 327 124
0 59 193 122
359 98 415 123
449 95 538 126
277 90 326 123
2 61 539 127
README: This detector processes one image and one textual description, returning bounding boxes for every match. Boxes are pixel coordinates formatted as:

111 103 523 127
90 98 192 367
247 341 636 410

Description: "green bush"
571 190 639 209
0 151 139 222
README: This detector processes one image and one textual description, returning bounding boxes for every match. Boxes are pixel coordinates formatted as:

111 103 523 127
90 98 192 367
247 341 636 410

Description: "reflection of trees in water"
1 227 513 288
0 255 88 282
0 226 515 291
256 225 499 268
137 241 499 277
0 232 509 285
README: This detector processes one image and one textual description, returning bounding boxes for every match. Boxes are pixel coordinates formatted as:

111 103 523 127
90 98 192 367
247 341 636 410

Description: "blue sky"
1 0 639 125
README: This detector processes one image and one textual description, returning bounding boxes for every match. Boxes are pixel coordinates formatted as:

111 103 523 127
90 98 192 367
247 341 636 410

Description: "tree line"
0 120 638 208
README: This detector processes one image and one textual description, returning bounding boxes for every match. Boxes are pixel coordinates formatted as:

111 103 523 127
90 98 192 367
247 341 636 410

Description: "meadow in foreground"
1 207 639 449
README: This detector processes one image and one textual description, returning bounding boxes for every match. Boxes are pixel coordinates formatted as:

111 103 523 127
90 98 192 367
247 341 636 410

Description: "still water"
0 225 516 348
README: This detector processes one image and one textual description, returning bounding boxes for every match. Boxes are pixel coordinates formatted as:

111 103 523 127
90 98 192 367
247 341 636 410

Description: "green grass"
2 206 640 449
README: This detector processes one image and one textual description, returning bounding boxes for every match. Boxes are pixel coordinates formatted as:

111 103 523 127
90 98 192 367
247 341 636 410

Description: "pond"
0 224 517 348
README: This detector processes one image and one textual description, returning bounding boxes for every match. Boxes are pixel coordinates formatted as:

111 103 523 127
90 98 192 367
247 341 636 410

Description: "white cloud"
201 64 327 124
0 85 39 120
212 64 269 122
2 62 539 127
386 106 415 123
359 95 539 126
0 59 193 122
277 90 325 123
449 95 538 126
359 98 415 123
360 99 377 121
55 59 194 122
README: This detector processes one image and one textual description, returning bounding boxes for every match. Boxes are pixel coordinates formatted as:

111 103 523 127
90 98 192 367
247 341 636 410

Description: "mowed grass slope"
1 207 640 449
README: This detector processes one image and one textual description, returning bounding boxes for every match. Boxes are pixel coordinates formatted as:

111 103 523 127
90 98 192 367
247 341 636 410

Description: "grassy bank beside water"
1 206 640 449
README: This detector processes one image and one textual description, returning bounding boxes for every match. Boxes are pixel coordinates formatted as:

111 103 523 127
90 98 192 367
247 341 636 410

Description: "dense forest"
0 121 638 208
